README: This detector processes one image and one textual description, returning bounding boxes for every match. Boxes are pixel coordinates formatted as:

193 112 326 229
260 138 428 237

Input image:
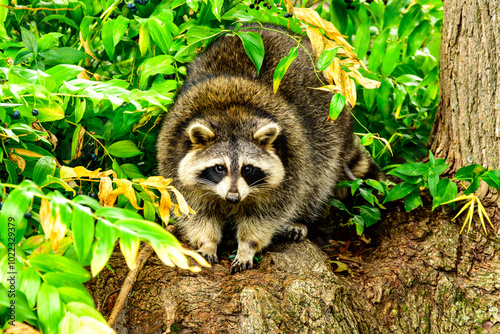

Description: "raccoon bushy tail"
344 134 385 181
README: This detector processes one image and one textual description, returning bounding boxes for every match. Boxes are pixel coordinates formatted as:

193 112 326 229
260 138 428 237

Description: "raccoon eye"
242 165 253 175
214 165 225 173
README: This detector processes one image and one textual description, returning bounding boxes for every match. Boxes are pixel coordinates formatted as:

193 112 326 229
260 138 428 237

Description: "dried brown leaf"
73 125 86 160
8 153 26 173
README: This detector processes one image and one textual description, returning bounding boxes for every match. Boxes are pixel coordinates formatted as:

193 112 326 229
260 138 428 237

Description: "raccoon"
156 25 383 273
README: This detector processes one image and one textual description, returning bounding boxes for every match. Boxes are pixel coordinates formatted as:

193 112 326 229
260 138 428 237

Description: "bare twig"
107 244 155 327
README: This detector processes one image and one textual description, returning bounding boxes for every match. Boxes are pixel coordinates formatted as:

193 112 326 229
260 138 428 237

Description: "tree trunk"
430 0 500 175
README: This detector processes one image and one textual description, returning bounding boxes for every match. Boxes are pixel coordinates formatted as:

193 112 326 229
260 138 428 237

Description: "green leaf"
209 0 224 21
329 0 348 35
329 199 349 212
398 4 424 38
352 20 370 60
381 40 402 76
427 171 439 198
396 74 423 85
138 55 176 90
0 187 34 245
185 26 222 46
95 207 143 221
91 219 119 276
329 93 346 121
21 27 38 54
72 205 95 265
238 32 265 76
121 163 145 179
358 205 381 227
74 98 86 123
52 47 87 64
65 301 108 324
383 0 413 28
58 287 95 308
368 28 390 72
359 188 376 206
388 162 429 176
143 200 156 222
33 156 56 185
19 267 41 309
455 164 486 181
29 254 91 282
433 178 457 209
464 177 481 195
365 179 384 193
11 290 38 323
350 178 364 195
119 228 140 269
114 219 180 245
37 283 62 334
5 159 19 184
482 170 500 189
317 47 339 71
407 20 432 56
353 215 365 235
41 15 79 30
73 195 102 211
107 140 142 158
404 189 422 212
102 19 115 59
70 124 82 161
273 46 298 93
147 18 173 54
383 182 418 203
376 77 394 111
45 64 84 86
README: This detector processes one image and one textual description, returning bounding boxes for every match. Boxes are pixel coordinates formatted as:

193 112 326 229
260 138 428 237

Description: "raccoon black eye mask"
156 24 384 274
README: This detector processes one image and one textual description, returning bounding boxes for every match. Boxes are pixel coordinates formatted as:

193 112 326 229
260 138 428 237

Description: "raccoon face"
178 122 285 204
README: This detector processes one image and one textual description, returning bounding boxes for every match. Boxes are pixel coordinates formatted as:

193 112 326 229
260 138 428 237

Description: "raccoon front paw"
198 251 218 265
230 258 253 274
197 242 219 265
283 223 308 242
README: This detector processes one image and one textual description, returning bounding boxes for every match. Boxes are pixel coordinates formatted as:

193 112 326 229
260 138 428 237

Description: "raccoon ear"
254 123 280 146
189 124 215 145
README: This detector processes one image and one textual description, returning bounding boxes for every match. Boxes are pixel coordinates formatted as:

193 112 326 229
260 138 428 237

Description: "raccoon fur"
156 25 383 273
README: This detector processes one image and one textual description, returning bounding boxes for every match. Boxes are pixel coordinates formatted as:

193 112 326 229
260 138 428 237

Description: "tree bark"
430 0 500 175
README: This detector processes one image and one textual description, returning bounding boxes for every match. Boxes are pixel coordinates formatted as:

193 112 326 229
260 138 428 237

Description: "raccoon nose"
225 192 241 204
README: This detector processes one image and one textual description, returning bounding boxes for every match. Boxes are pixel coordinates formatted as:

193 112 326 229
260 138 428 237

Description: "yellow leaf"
79 31 99 61
310 85 343 93
114 179 142 210
11 148 44 158
305 25 324 60
168 186 196 216
49 208 66 251
60 166 78 180
158 188 172 223
99 176 115 207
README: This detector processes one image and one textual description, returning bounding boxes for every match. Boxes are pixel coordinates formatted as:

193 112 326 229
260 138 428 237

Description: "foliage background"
0 0 465 332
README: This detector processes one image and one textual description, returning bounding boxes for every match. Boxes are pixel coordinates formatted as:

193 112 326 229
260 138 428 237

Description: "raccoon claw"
198 251 218 265
283 223 308 242
230 259 253 274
